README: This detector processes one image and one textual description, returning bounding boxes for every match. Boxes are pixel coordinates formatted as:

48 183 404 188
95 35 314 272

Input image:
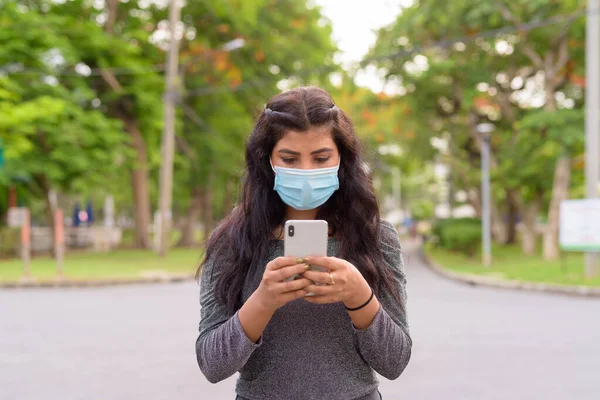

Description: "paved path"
1 249 598 399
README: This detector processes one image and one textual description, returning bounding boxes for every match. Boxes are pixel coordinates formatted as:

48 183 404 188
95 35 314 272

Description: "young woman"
196 86 411 400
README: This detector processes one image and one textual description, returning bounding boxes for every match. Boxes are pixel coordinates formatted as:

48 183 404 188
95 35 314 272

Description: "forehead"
273 126 336 151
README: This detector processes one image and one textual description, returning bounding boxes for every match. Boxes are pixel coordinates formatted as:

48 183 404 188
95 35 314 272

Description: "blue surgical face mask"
271 160 340 211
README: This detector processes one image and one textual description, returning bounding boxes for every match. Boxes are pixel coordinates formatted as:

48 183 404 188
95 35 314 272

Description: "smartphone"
284 220 328 282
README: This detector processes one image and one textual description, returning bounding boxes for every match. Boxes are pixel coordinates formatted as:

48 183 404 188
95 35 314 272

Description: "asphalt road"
1 249 598 400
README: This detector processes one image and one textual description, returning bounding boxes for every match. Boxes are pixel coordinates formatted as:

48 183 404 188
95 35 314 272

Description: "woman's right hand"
254 257 313 312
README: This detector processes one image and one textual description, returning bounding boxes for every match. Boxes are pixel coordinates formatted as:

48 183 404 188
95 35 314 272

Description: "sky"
314 0 414 92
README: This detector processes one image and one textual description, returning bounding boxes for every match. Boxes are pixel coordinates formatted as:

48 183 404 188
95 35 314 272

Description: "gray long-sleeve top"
197 220 411 400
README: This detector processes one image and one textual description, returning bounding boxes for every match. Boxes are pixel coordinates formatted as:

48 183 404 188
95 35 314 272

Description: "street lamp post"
477 123 495 267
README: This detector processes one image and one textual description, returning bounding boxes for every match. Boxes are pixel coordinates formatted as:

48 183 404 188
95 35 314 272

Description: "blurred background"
1 0 599 399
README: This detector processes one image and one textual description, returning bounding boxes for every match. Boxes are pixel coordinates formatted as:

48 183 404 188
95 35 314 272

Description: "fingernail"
295 257 308 264
304 263 310 270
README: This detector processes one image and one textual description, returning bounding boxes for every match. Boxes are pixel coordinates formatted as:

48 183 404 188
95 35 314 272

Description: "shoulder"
378 219 401 251
377 220 407 284
200 221 233 280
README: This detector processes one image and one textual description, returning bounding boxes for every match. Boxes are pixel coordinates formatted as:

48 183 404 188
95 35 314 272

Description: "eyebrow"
277 147 334 156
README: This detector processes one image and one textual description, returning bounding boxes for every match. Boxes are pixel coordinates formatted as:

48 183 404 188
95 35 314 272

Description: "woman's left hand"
301 256 372 308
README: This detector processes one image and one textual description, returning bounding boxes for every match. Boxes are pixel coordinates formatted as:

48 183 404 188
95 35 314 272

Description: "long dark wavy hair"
198 86 401 313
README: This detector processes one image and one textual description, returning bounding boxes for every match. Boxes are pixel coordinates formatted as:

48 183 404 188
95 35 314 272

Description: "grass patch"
0 248 204 283
426 243 600 287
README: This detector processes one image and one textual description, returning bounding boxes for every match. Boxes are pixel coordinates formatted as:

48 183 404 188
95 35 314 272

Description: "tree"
43 0 167 248
331 82 436 214
1 0 340 250
0 1 126 231
367 0 586 258
173 0 338 245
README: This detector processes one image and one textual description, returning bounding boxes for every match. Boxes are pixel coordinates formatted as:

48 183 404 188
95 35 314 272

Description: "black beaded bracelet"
345 287 375 312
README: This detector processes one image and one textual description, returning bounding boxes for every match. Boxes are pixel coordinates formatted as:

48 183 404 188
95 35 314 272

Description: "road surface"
1 249 598 399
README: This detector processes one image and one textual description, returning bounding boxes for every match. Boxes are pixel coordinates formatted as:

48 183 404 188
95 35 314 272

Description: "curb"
419 249 600 298
0 273 196 289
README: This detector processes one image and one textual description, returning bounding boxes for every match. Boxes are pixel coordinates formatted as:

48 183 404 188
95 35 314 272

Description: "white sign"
559 199 600 251
7 207 27 227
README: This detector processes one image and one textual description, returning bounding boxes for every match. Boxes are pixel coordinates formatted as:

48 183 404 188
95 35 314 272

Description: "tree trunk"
490 202 508 244
541 69 571 260
543 156 571 260
468 188 482 217
8 186 17 208
505 189 519 245
177 186 202 247
100 0 152 248
44 189 56 256
124 117 151 249
33 175 57 255
521 197 541 255
466 188 506 241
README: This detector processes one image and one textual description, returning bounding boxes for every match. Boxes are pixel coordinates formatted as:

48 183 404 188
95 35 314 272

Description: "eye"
315 157 330 164
281 157 297 164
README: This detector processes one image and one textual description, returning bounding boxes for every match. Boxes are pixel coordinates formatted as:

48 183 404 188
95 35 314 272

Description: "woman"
197 86 411 400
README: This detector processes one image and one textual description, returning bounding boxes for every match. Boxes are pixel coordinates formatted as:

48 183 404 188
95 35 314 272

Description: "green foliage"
329 83 437 216
517 108 585 153
433 218 481 256
0 1 128 200
1 0 589 253
411 200 435 221
368 0 587 244
0 0 340 240
175 0 338 221
0 95 125 189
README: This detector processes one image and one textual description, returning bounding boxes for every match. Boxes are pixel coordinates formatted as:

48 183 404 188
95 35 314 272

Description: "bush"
433 218 481 257
411 200 435 221
0 227 21 257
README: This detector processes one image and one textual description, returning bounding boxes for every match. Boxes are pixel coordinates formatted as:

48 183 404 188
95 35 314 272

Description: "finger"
275 278 313 293
305 256 345 271
303 295 339 305
301 270 331 284
269 263 310 282
268 256 306 271
281 288 310 303
304 284 339 296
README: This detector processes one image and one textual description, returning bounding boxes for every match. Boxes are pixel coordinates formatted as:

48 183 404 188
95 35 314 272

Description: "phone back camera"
288 225 294 237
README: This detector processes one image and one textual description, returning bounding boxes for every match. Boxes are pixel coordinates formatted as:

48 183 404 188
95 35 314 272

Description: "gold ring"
329 272 335 285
